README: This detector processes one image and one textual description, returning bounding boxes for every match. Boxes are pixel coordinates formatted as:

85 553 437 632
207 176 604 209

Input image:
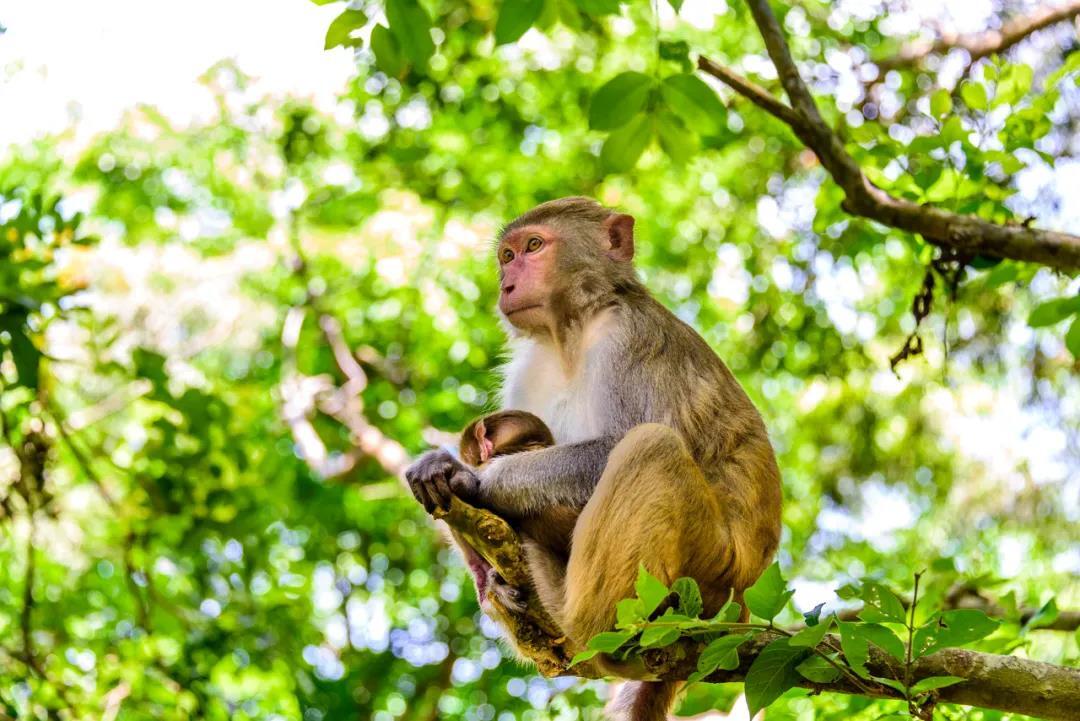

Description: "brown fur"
497 199 782 721
460 411 578 560
407 198 782 721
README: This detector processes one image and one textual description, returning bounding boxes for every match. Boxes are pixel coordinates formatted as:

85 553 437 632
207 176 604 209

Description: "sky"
0 0 354 144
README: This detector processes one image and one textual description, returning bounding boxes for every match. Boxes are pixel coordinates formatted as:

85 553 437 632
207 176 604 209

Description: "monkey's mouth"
505 303 543 316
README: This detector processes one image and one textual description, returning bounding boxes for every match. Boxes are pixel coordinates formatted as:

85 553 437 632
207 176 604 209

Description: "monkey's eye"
500 247 515 263
525 236 543 252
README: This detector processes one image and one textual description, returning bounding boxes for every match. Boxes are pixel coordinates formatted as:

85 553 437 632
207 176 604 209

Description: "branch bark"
696 0 1080 271
876 1 1080 73
440 497 1080 720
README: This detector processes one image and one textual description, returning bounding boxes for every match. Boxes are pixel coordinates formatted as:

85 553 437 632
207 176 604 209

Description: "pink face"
496 224 558 329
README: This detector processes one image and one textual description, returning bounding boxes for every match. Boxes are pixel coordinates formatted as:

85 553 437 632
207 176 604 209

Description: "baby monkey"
460 409 555 467
457 411 578 607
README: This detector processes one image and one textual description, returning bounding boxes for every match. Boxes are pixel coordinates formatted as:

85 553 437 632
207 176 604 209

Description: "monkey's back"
607 296 782 581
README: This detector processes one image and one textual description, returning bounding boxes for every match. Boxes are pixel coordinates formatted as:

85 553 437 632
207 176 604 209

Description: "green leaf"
795 654 841 683
996 64 1033 106
576 0 621 14
960 82 988 111
1066 316 1080 358
930 89 953 118
858 582 907 624
660 74 725 136
667 0 684 11
639 625 681 648
913 610 999 658
370 25 406 76
941 116 966 145
857 623 906 662
803 603 825 626
385 0 434 69
835 584 860 601
744 562 793 622
688 634 747 682
589 72 654 131
671 577 703 618
790 616 833 648
658 40 692 70
909 675 965 694
656 112 698 164
1023 598 1060 631
743 637 809 717
3 325 40 390
570 648 600 666
713 596 743 623
635 564 670 616
837 621 870 677
600 115 653 172
324 9 366 49
617 597 646 628
588 630 635 653
1029 296 1080 327
872 675 909 695
494 0 545 45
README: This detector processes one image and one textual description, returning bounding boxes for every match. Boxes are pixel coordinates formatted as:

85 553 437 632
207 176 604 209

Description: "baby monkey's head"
459 410 555 467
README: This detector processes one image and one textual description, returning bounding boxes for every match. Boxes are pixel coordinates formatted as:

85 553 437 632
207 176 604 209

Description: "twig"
876 1 1080 72
696 57 801 126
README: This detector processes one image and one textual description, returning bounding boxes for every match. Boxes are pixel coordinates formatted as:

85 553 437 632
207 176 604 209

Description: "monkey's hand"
405 449 480 514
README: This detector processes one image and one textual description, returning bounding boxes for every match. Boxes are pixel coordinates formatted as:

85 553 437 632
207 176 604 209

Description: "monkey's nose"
502 284 515 295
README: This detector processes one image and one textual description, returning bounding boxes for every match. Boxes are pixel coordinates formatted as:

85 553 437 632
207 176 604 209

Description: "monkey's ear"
474 421 494 463
603 213 635 262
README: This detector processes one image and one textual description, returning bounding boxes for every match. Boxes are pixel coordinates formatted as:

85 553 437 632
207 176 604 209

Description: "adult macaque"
406 197 782 721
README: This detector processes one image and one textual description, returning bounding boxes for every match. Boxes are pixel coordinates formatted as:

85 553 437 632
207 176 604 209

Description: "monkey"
459 410 578 561
459 410 555 467
406 197 782 721
454 410 578 611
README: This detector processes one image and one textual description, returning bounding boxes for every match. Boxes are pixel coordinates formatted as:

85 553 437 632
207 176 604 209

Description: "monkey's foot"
485 567 527 613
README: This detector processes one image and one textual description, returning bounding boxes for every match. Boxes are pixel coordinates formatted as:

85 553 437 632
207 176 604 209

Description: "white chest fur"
499 313 615 443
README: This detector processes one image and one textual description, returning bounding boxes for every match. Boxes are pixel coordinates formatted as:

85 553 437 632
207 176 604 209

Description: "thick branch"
877 1 1080 72
441 497 1080 719
695 1 1080 271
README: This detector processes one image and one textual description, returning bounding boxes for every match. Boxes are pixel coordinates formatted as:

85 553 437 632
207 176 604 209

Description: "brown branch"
695 1 1080 271
876 1 1080 73
696 57 800 127
440 496 1080 719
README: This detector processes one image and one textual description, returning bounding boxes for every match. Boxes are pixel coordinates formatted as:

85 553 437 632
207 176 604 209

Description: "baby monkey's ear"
474 420 494 463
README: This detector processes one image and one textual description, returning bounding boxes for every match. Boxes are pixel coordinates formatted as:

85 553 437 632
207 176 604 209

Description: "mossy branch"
439 498 1080 719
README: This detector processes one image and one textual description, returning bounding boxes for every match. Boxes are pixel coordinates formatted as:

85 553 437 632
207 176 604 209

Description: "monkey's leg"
521 539 568 624
561 423 733 644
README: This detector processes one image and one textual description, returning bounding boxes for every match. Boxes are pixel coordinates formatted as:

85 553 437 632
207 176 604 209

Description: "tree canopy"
0 0 1078 719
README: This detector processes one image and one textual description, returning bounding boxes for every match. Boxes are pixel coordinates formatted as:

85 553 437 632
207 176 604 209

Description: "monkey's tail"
607 680 682 721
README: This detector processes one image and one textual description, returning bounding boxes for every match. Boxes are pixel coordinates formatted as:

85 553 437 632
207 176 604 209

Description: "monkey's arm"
477 436 619 516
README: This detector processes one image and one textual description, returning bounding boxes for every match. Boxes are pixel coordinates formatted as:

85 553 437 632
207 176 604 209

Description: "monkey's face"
496 224 559 330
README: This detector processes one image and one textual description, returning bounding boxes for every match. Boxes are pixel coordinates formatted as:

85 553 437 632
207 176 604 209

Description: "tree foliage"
0 0 1078 719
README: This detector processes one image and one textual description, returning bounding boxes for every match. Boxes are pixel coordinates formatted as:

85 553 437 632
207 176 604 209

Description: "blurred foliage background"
0 0 1078 719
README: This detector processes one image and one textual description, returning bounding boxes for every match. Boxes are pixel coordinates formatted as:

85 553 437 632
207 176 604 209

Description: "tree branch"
696 57 800 127
696 0 1080 271
876 1 1080 73
440 496 1080 719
